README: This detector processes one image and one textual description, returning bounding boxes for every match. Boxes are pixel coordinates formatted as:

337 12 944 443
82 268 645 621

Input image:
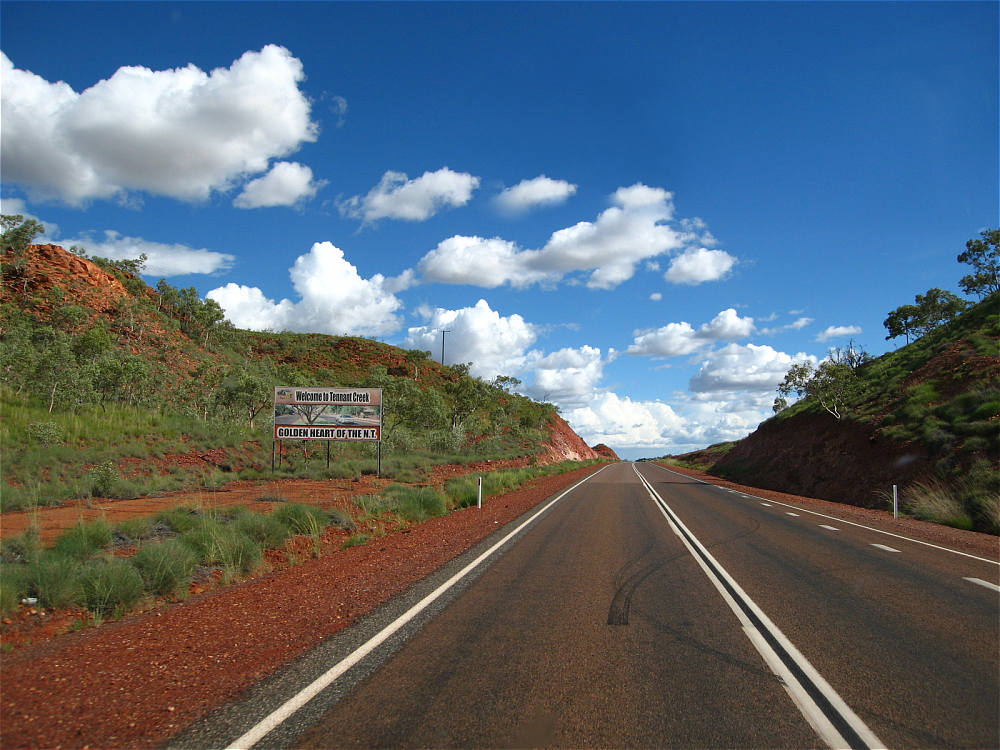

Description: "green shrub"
272 503 329 535
904 479 974 530
353 494 387 519
383 485 447 522
0 529 41 564
234 512 290 548
53 519 113 559
327 507 356 531
29 552 83 609
0 564 29 615
80 558 145 617
89 461 120 497
133 540 197 596
114 517 153 541
27 421 63 446
445 476 480 509
179 522 261 575
155 506 204 534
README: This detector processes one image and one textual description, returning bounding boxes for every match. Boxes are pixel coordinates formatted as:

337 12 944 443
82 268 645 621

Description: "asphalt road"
198 462 999 749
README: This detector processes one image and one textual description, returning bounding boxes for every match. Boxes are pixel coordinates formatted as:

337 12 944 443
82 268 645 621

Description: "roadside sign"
273 387 382 441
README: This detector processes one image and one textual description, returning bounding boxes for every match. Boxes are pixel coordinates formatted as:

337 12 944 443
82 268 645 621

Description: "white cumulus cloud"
627 308 754 357
761 316 814 335
339 167 480 222
495 175 577 213
563 392 687 450
63 231 235 276
418 235 554 289
665 247 737 285
207 241 403 336
523 345 607 409
1 46 317 204
418 182 686 290
689 343 816 394
816 325 862 342
233 161 324 208
404 299 538 378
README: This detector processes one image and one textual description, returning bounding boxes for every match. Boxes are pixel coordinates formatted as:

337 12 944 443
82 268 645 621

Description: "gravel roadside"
0 464 604 750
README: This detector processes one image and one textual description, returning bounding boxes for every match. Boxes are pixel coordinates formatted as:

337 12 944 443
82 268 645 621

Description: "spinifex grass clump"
132 540 198 596
904 478 974 530
53 519 112 559
29 552 83 610
80 558 145 618
0 564 30 615
272 503 331 558
272 503 329 536
380 485 448 522
233 511 291 549
154 505 205 534
178 518 262 578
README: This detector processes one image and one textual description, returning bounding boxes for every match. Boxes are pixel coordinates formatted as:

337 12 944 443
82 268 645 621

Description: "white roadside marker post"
893 484 898 519
478 476 482 509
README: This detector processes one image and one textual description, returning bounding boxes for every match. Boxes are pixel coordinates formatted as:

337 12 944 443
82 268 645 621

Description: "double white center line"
633 465 885 750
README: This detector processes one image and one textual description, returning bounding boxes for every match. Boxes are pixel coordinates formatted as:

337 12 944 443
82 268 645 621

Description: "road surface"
180 462 999 749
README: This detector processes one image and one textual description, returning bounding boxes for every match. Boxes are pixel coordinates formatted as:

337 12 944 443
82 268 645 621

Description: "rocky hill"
0 240 601 511
670 294 999 534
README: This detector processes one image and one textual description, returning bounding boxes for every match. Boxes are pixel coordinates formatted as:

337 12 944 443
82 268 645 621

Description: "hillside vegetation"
0 237 588 513
668 293 999 534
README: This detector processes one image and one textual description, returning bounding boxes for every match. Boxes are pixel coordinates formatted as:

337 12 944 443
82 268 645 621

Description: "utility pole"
440 329 451 365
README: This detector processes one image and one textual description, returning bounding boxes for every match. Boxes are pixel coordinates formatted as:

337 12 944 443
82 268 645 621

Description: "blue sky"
2 1 997 459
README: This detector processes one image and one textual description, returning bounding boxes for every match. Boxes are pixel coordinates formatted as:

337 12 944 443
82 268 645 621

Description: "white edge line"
225 464 612 750
963 577 1000 593
633 465 884 750
650 464 999 566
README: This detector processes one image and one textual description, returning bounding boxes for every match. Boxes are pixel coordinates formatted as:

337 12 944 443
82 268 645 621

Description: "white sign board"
273 387 382 441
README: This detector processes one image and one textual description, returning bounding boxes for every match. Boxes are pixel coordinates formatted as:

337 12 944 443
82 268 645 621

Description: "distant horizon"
2 1 996 460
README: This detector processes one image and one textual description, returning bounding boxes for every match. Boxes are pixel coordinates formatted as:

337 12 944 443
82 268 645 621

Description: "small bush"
0 528 41 564
234 512 290 549
327 507 356 531
383 485 447 522
27 421 63 446
80 558 145 617
89 461 120 497
904 479 974 530
179 523 261 575
272 503 329 535
353 494 387 519
0 564 29 615
114 517 153 541
155 506 204 534
133 540 197 596
29 552 83 609
53 519 113 560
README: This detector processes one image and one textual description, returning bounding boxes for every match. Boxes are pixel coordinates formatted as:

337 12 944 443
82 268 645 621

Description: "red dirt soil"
0 464 604 750
2 461 996 750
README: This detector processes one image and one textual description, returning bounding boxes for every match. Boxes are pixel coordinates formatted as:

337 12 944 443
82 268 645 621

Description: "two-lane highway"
195 462 998 749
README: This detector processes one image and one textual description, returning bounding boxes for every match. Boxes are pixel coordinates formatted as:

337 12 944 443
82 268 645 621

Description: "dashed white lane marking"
648 464 998 566
785 512 800 517
760 502 772 507
871 544 901 553
819 525 839 532
963 577 1000 593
